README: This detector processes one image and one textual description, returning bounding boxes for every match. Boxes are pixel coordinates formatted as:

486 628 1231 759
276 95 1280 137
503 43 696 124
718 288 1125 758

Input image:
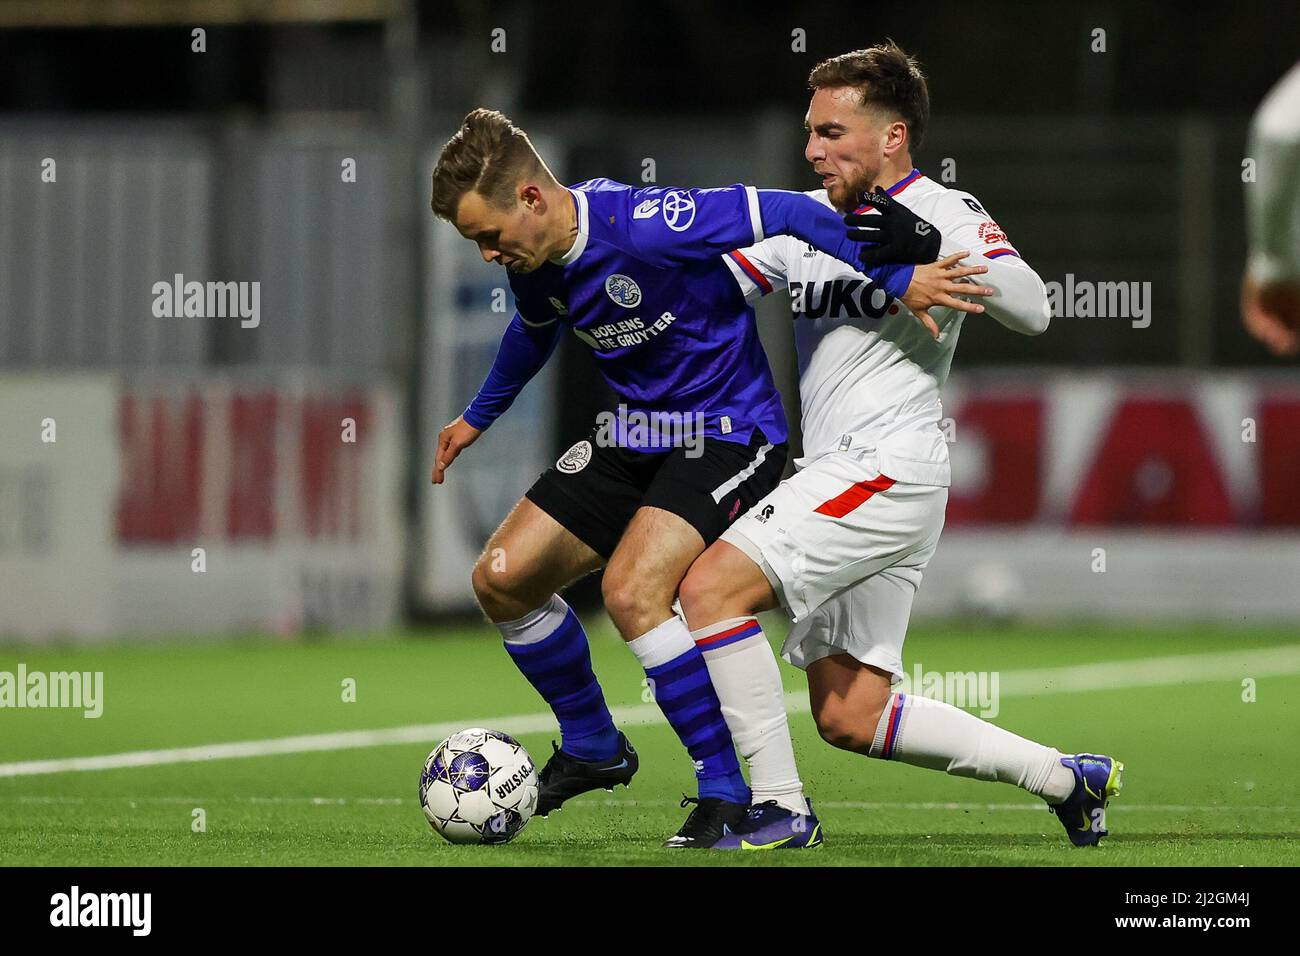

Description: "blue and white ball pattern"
420 728 539 845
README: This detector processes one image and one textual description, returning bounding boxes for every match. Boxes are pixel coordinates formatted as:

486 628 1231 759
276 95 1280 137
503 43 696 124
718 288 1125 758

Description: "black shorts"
525 429 788 560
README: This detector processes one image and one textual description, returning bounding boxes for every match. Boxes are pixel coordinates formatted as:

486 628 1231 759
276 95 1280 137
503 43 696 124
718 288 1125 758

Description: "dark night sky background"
0 1 1295 117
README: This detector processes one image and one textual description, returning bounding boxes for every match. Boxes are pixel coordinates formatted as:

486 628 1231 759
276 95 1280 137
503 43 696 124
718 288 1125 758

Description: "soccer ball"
419 727 539 845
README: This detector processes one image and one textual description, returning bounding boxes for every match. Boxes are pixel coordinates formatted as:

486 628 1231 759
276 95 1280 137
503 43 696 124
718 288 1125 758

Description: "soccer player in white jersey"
677 42 1124 849
1241 60 1300 357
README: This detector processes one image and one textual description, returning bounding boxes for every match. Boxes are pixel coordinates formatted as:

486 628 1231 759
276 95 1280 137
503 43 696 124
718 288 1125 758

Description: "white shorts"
720 450 947 678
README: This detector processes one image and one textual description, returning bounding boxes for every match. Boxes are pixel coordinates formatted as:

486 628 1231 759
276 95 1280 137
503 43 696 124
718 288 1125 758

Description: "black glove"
844 185 942 268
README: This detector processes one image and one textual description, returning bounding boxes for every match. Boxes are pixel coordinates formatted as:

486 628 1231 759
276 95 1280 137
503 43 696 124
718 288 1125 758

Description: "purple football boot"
712 800 824 850
1049 753 1124 846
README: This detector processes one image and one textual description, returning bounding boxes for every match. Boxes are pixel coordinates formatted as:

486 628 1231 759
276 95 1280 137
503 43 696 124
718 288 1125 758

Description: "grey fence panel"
0 113 1249 375
232 134 389 373
0 121 389 375
0 124 212 371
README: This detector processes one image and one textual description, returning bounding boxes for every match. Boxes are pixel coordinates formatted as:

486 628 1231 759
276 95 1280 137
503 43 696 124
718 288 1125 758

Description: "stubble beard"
835 167 878 213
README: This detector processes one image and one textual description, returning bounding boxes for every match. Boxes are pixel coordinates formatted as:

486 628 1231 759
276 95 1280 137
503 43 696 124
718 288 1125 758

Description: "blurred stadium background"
2 0 1297 637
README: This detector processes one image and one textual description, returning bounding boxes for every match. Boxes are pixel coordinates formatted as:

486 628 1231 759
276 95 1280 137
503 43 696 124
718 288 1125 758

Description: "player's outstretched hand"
845 185 943 267
432 415 482 484
900 252 994 340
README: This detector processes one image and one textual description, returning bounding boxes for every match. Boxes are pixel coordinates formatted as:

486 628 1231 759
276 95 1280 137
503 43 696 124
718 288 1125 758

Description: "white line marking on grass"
582 799 1300 814
3 644 1299 779
4 795 1298 814
0 706 668 779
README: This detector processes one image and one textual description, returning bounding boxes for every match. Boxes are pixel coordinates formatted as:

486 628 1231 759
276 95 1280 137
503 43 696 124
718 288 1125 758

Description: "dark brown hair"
808 42 930 150
430 108 545 220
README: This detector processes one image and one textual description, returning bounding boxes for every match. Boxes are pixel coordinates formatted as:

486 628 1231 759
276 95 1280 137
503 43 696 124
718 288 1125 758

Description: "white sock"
496 594 570 645
871 692 1076 803
626 616 695 668
691 617 808 815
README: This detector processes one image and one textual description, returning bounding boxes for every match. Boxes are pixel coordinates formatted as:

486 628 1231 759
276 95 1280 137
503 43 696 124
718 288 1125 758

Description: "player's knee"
677 563 726 623
678 547 756 624
600 570 659 633
471 550 529 620
814 701 875 753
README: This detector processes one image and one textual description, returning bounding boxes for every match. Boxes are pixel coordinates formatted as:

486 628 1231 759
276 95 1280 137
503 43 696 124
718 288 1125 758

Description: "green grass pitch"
2 618 1298 866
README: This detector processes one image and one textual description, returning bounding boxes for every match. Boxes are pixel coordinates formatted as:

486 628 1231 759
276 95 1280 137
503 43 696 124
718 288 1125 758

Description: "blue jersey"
462 179 915 451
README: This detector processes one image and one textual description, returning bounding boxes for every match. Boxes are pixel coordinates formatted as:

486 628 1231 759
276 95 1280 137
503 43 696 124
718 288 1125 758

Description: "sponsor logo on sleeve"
662 190 697 232
978 220 1009 245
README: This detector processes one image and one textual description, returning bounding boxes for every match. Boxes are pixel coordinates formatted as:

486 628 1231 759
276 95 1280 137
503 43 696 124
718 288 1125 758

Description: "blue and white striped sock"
500 595 620 762
629 617 750 804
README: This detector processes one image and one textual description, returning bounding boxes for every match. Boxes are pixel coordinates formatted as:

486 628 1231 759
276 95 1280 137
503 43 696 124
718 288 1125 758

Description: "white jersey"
1247 61 1300 284
724 169 1050 487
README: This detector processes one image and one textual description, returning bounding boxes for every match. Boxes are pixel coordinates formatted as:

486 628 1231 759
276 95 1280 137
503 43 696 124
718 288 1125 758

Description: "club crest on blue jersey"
557 440 593 474
604 274 642 308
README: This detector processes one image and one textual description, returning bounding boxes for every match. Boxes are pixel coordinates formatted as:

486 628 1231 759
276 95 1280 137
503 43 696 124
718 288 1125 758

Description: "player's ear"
519 183 545 212
883 119 908 157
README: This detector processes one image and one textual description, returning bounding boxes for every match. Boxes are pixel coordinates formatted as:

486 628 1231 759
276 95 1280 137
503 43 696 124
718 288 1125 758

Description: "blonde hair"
430 108 547 220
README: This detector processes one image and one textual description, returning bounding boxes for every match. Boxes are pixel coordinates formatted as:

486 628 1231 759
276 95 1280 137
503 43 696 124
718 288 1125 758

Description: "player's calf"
807 656 1123 843
807 655 892 755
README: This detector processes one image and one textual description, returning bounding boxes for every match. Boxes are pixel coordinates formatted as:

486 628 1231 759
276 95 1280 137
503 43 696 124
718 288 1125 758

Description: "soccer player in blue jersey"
428 108 985 846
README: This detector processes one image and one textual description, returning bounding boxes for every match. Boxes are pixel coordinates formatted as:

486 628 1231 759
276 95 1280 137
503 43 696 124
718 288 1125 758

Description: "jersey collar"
885 168 923 196
553 188 589 265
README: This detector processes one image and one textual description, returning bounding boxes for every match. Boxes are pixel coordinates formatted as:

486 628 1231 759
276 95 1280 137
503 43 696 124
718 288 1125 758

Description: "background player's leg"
472 497 618 762
603 506 748 804
679 540 808 816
